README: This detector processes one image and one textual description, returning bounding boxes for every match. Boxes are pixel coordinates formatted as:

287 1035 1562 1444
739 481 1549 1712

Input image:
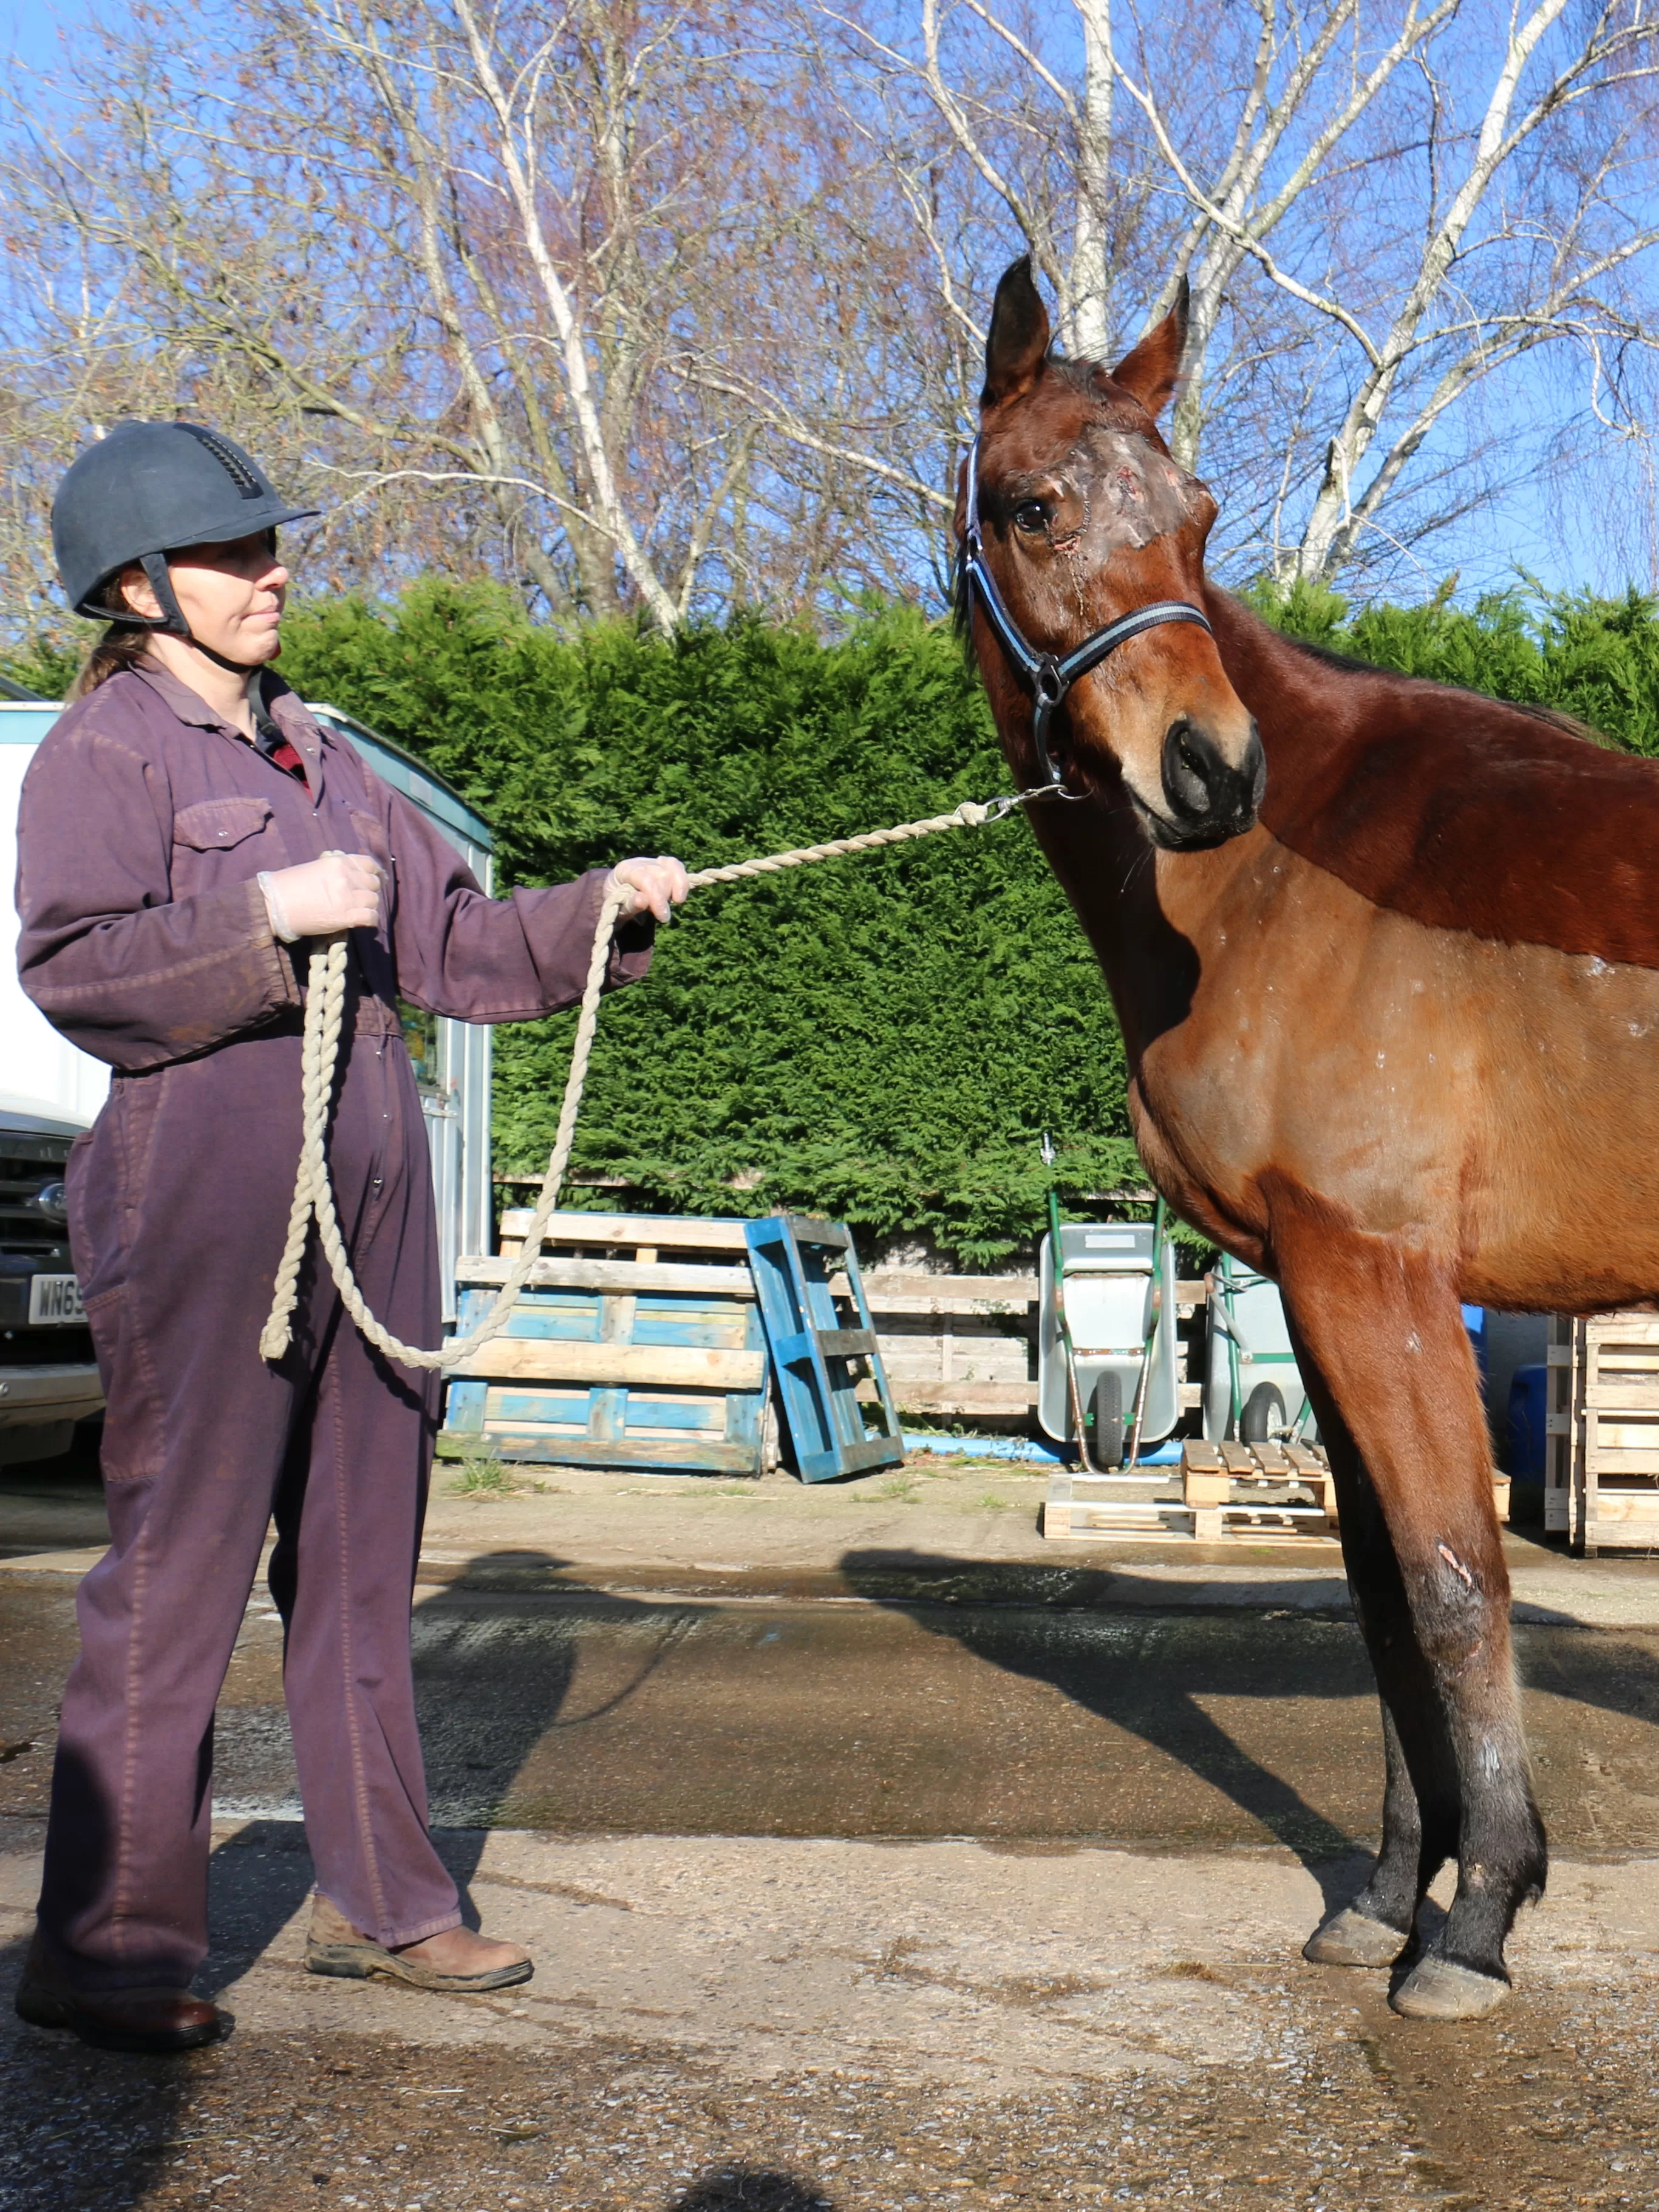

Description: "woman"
12 420 687 2053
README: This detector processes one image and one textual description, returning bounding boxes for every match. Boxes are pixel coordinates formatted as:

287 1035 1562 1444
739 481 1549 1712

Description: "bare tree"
794 0 1659 589
4 0 1658 644
0 0 860 636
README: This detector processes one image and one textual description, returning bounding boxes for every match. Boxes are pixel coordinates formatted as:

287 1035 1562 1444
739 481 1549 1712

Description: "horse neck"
1201 588 1352 752
1023 786 1222 1070
1021 591 1335 1068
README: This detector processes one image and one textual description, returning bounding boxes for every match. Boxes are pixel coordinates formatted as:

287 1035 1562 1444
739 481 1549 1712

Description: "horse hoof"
1303 1907 1406 1969
1389 1956 1509 2020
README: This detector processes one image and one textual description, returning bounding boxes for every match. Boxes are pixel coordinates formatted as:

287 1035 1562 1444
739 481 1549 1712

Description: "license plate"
28 1274 85 1326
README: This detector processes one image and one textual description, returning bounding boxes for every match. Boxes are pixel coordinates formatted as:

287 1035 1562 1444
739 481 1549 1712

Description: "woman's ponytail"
66 576 152 701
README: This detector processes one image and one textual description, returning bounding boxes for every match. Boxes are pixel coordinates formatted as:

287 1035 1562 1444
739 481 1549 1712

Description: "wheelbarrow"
1037 1193 1179 1468
1202 1253 1315 1445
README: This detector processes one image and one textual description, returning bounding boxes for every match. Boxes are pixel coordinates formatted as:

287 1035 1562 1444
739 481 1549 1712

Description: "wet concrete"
15 1449 1659 1630
5 1826 1659 2210
10 1567 1659 1854
10 1528 1659 2207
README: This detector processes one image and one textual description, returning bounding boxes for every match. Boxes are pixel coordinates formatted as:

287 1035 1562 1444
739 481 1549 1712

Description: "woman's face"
120 531 290 665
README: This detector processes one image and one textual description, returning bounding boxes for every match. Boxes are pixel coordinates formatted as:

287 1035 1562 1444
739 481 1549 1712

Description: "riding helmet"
52 421 318 633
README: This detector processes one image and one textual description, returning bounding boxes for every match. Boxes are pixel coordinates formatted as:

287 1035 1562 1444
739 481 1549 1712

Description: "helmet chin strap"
135 550 262 678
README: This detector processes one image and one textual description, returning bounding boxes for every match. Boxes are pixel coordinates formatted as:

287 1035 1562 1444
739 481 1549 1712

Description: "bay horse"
960 256 1659 2021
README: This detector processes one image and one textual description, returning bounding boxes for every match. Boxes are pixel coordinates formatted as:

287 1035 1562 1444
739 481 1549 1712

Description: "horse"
959 255 1659 2022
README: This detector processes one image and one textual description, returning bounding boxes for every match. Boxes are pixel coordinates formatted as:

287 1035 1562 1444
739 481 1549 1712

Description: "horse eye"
1012 500 1048 536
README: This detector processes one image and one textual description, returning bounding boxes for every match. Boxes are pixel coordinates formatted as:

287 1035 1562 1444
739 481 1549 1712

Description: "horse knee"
1404 1537 1508 1679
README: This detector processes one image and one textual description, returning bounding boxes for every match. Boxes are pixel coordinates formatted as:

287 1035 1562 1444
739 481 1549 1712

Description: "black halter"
959 436 1214 790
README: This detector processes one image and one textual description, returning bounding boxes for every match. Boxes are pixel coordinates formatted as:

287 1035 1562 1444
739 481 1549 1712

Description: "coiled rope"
259 789 1050 1370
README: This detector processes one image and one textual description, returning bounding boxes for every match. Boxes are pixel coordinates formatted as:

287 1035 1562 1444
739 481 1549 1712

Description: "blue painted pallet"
443 1211 767 1476
744 1214 904 1482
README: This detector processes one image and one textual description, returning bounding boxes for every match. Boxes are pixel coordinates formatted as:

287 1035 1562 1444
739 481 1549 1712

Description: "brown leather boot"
13 1930 224 2054
305 1893 533 1992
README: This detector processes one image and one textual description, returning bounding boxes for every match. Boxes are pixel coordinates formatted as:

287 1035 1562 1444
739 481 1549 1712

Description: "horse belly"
1137 854 1659 1307
1453 936 1659 1308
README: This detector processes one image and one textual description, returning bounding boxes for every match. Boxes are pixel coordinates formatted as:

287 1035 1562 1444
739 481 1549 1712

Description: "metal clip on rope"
258 790 1052 1373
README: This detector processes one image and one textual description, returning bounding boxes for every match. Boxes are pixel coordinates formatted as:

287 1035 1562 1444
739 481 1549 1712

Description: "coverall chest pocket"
170 796 279 897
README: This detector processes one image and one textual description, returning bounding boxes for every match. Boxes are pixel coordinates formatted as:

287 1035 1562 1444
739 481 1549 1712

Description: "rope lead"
259 789 1048 1372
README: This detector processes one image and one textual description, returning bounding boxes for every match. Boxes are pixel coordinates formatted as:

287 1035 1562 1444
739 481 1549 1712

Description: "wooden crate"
1545 1310 1659 1553
443 1210 769 1477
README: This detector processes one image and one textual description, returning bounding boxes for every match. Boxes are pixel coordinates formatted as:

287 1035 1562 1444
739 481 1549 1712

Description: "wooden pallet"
1044 1440 1338 1544
443 1210 769 1476
837 1271 1210 1423
1545 1309 1659 1553
745 1216 904 1482
842 1270 1038 1418
1045 1439 1511 1545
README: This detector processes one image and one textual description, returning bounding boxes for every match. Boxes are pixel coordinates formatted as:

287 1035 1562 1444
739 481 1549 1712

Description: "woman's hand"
610 856 689 925
259 852 384 942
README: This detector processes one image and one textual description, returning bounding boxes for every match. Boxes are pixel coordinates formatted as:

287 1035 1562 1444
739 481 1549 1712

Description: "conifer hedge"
274 585 1140 1265
15 577 1659 1262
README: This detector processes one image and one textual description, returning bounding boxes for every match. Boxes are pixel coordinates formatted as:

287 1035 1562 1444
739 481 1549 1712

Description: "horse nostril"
1159 718 1262 842
1162 720 1219 820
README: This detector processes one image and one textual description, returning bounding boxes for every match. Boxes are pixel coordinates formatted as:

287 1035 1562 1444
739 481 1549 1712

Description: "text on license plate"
28 1274 85 1326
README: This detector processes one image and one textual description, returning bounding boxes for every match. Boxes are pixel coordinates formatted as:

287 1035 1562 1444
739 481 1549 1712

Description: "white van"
1 687 108 1462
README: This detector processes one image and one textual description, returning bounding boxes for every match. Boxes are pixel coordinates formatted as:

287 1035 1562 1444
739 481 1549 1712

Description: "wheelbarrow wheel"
1091 1372 1124 1468
1240 1381 1287 1445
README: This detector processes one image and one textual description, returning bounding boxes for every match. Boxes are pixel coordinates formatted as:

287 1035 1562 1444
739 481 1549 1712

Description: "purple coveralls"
15 660 652 1990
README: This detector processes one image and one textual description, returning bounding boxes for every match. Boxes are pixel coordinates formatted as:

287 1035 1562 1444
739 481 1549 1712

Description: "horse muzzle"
1143 719 1265 849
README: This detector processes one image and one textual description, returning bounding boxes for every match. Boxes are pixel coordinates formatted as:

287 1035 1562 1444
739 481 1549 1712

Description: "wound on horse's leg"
1276 1219 1545 2016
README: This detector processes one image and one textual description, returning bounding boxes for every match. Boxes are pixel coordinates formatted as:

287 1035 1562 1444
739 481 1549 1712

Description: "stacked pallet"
1046 1440 1511 1546
1545 1310 1659 1554
445 1210 770 1475
1043 1439 1338 1544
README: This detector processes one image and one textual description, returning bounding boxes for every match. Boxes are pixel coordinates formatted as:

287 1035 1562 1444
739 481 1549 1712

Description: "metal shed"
2 696 496 1324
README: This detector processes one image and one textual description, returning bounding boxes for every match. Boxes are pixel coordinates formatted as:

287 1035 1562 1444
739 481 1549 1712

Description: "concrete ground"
6 1440 1659 2209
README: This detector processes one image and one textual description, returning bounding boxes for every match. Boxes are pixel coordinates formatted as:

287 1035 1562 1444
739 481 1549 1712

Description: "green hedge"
12 577 1659 1262
274 585 1141 1265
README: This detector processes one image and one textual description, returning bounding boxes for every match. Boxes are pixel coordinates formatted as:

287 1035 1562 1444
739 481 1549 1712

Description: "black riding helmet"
52 420 318 643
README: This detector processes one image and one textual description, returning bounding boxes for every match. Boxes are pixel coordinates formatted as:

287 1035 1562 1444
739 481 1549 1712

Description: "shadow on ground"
191 1539 1386 1993
838 1544 1368 1907
673 2170 837 2210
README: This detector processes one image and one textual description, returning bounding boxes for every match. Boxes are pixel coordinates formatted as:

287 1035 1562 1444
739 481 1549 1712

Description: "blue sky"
2 0 87 73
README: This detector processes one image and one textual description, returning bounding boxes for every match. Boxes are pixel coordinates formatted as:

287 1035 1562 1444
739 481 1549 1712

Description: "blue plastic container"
1462 1304 1488 1381
1507 1363 1548 1479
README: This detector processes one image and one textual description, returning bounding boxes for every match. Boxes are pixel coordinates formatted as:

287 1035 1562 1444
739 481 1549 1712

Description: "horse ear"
982 257 1051 407
1109 279 1190 418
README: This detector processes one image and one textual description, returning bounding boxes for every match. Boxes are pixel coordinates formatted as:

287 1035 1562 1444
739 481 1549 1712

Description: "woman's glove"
610 856 689 924
258 852 384 942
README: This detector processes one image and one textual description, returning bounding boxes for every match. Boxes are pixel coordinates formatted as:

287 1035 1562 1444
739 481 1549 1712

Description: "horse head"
959 258 1264 849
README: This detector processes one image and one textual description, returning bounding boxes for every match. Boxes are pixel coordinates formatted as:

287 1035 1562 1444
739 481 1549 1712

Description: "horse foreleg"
1295 1374 1449 1968
1276 1228 1546 2020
